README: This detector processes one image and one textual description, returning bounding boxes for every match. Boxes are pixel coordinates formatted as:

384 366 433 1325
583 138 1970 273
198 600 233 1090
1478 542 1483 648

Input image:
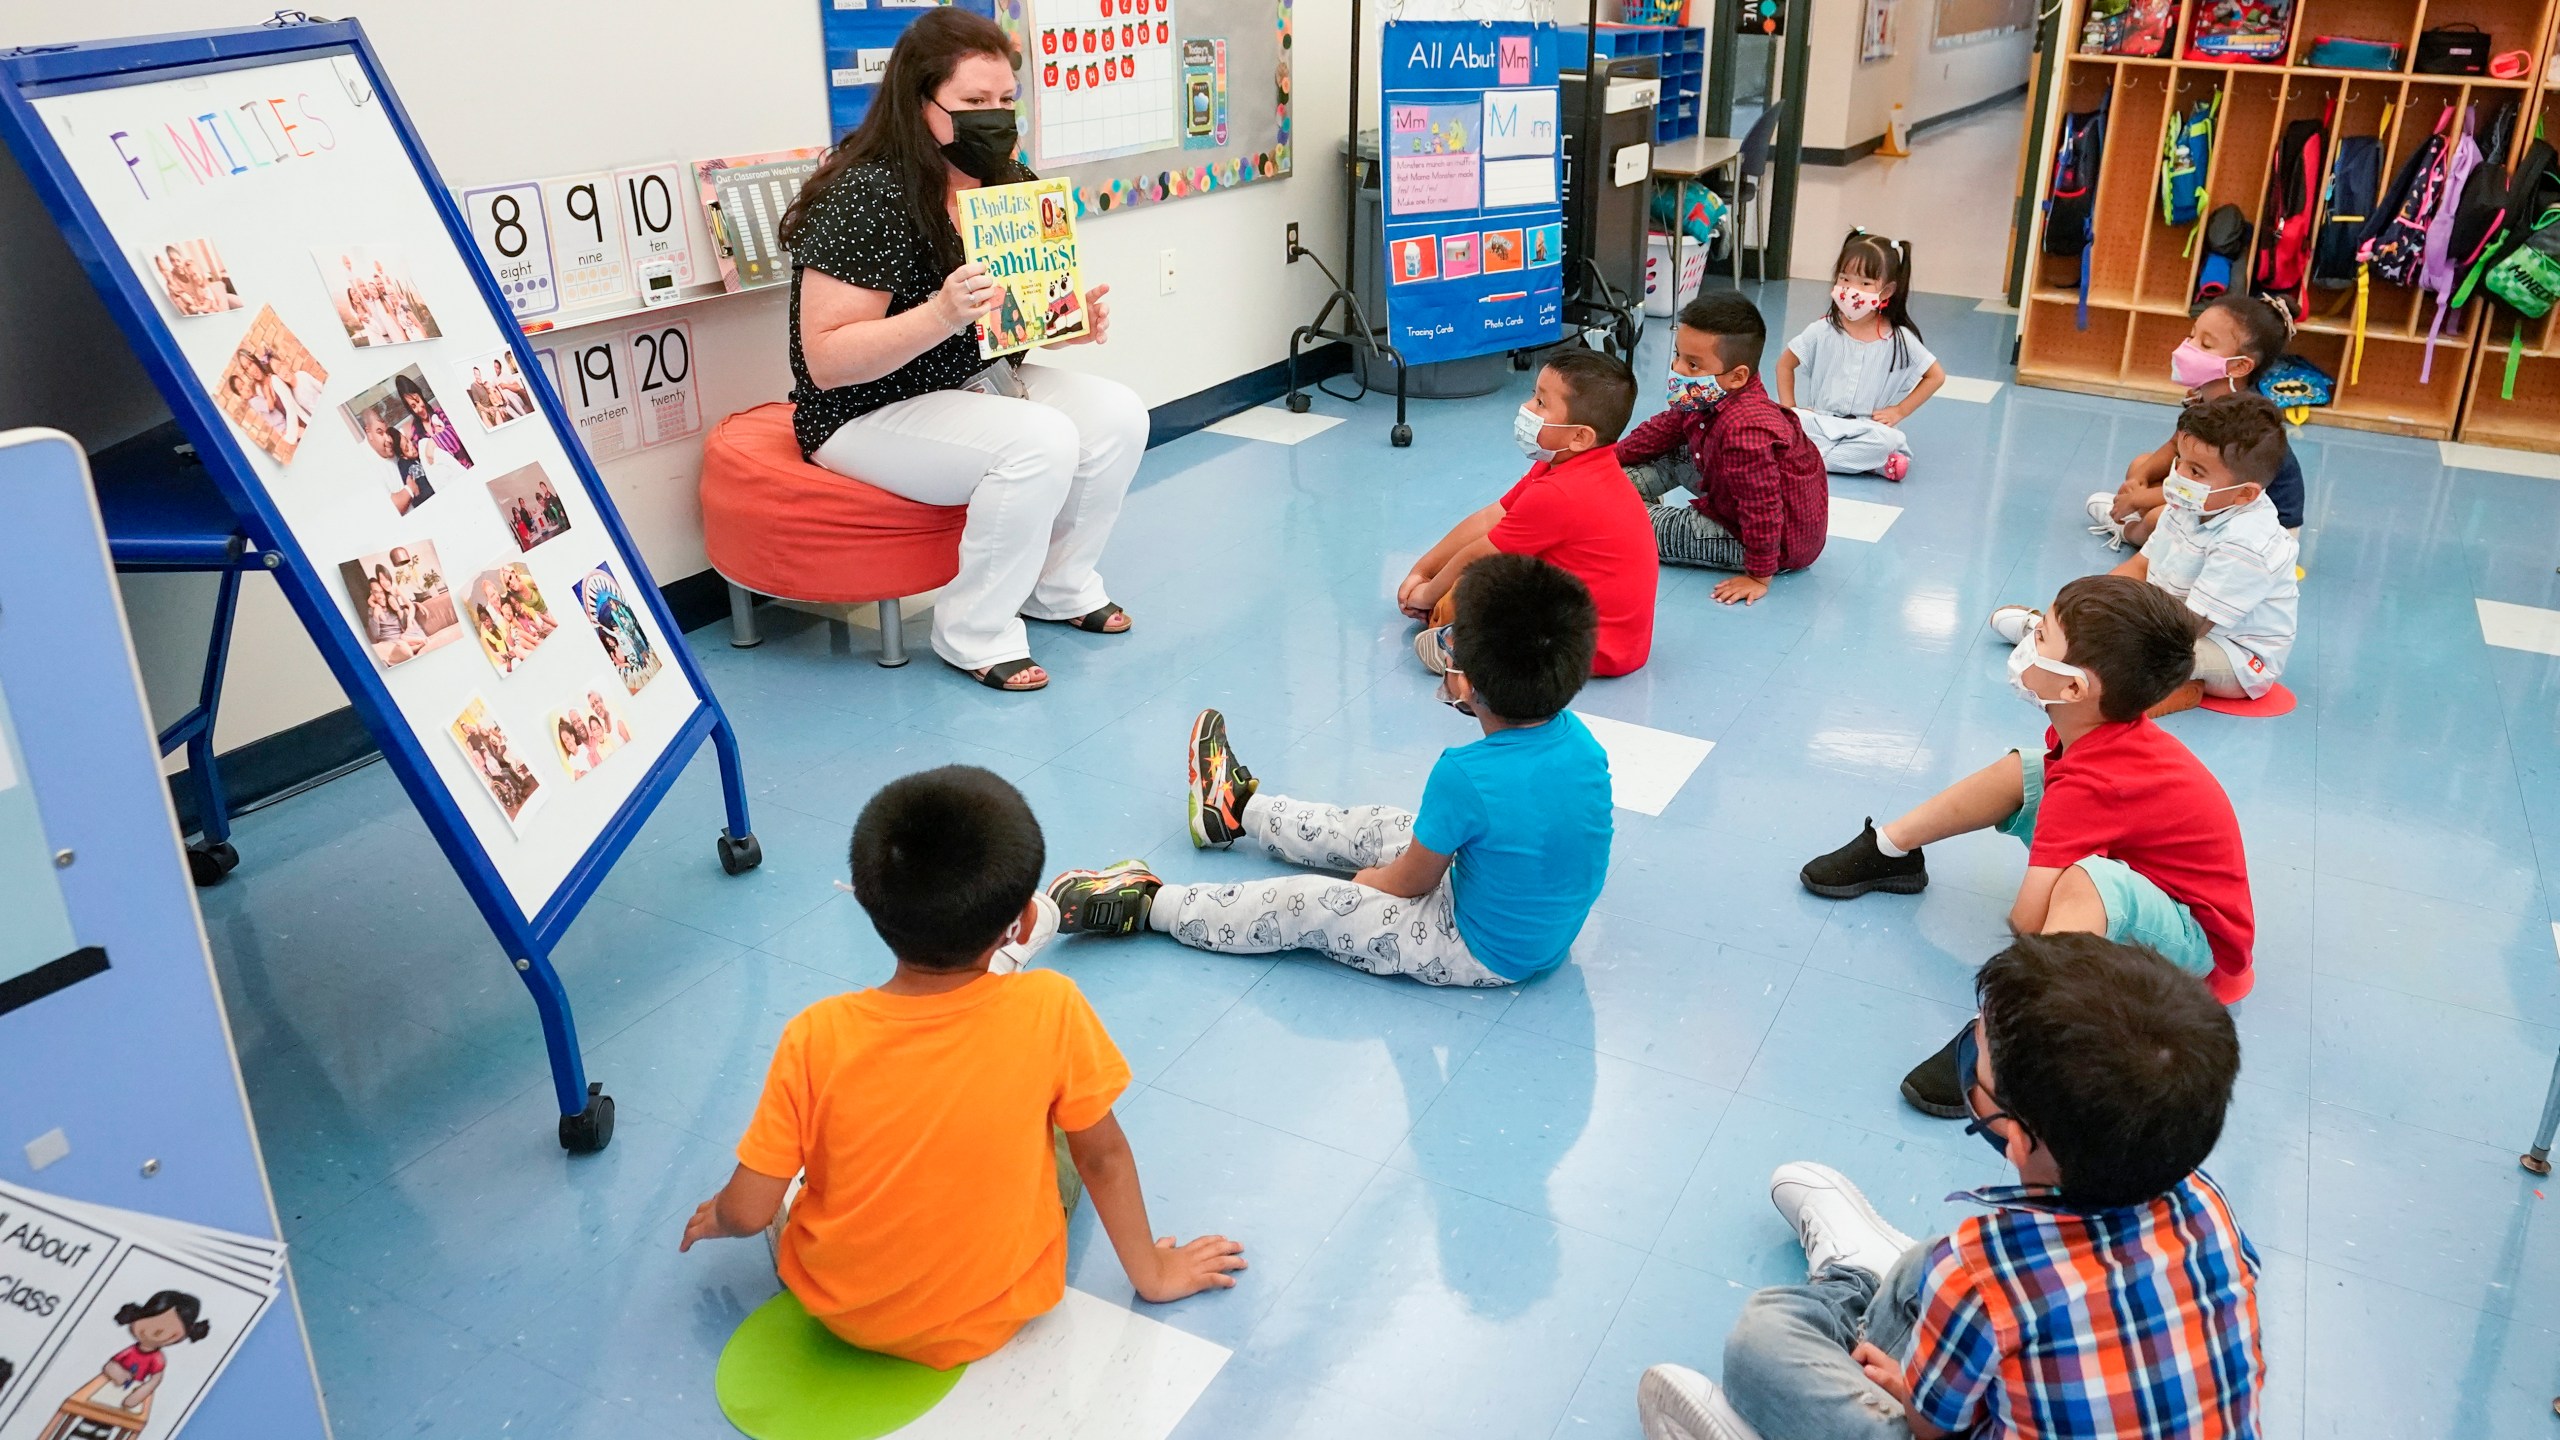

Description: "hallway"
1791 97 2029 300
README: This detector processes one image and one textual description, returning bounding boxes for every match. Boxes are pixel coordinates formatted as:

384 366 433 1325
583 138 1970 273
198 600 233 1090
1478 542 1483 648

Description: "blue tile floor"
202 281 2560 1437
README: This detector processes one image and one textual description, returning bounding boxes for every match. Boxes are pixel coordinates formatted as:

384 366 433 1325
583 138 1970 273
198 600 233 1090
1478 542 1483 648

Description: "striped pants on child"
1148 792 1508 987
1627 452 1752 571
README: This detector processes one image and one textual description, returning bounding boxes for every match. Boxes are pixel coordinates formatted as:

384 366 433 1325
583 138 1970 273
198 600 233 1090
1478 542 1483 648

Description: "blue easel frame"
0 17 763 1153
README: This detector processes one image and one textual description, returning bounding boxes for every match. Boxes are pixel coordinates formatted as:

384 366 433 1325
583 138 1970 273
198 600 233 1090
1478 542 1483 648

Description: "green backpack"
2485 204 2560 397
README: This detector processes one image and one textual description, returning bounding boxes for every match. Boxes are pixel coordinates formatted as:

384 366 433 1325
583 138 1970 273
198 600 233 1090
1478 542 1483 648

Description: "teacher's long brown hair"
777 8 1024 275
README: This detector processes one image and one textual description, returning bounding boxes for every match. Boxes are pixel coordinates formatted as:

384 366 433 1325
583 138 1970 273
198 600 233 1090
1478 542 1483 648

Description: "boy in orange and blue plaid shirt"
1636 931 2263 1440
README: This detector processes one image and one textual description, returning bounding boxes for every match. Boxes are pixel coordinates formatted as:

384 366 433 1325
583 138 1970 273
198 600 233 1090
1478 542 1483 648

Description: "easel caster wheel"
187 841 240 888
1391 424 1413 448
1285 392 1312 414
718 831 764 875
559 1083 615 1153
2523 1151 2552 1176
1510 352 1531 371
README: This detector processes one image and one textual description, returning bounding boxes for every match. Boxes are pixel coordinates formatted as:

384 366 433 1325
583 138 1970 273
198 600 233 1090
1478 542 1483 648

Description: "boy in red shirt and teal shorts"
1795 574 2257 1115
1399 349 1659 677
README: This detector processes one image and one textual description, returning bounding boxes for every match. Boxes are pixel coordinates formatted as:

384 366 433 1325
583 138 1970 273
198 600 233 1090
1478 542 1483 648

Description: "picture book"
959 177 1089 359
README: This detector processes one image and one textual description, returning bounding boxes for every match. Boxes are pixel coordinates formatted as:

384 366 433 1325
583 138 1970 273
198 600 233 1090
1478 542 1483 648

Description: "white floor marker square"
1206 406 1346 445
1973 295 2019 316
2439 441 2560 480
2478 598 2560 656
893 1286 1230 1438
1576 711 1714 816
1827 496 1904 543
1935 375 2005 403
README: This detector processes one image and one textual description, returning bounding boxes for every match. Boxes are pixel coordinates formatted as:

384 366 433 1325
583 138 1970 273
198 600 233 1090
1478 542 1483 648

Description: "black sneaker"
1188 708 1257 849
1048 860 1163 935
1799 819 1928 899
1901 1021 1971 1119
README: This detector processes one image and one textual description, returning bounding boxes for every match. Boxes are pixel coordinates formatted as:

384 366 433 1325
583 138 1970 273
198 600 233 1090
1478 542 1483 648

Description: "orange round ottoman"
699 403 967 666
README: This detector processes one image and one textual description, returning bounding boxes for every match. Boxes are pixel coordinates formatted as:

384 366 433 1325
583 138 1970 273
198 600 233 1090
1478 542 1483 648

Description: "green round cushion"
714 1291 965 1440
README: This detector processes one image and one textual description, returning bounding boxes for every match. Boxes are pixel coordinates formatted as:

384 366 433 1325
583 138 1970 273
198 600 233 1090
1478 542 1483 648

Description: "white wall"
1800 0 2032 153
0 0 1349 758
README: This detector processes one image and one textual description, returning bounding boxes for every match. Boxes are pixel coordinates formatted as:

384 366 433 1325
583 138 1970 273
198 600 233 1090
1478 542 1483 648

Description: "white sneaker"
1987 605 2038 646
991 891 1061 975
2084 491 2128 550
1637 1365 1767 1440
1768 1162 1916 1282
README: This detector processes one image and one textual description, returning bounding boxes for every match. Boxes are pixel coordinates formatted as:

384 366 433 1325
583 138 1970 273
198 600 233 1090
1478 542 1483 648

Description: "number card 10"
461 181 558 318
613 164 697 288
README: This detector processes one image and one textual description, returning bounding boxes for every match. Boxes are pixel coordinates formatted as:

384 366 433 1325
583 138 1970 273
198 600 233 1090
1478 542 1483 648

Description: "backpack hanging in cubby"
2195 203 2253 307
2448 122 2543 307
2415 105 2485 382
2254 107 2330 310
2481 140 2560 399
2311 124 2386 289
2044 99 2111 328
2161 93 2218 236
2350 104 2455 382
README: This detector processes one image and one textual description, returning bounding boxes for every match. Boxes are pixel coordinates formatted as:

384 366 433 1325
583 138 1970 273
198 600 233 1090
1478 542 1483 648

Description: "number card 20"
625 321 701 446
461 182 558 318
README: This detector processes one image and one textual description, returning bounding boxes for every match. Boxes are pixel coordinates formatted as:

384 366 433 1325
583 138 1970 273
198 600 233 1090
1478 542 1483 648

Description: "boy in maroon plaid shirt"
1618 292 1829 606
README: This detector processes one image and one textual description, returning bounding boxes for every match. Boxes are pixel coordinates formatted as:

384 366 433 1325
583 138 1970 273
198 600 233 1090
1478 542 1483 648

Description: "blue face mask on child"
1667 367 1723 413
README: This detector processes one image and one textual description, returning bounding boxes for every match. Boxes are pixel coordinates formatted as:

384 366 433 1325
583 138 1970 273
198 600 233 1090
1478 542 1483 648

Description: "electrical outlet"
1287 221 1300 261
1158 247 1177 294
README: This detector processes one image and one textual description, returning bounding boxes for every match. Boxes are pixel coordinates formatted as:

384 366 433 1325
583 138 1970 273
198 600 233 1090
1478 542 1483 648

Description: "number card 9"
541 173 633 309
460 181 558 318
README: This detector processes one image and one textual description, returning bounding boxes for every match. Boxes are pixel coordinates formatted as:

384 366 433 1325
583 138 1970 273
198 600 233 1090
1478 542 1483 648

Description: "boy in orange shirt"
678 765 1244 1367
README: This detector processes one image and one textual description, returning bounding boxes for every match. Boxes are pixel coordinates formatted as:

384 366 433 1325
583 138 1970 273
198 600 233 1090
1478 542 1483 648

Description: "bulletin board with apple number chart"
0 17 765 1154
992 0 1292 216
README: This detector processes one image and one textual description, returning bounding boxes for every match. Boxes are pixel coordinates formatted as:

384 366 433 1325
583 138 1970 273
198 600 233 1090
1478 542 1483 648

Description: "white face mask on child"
1832 284 1884 321
2163 474 2247 514
2007 620 2088 710
1511 404 1558 462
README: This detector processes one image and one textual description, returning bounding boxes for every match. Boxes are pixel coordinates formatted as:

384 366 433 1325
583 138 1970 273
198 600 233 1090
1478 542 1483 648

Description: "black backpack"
2312 135 2383 288
2044 101 2110 327
2453 132 2553 306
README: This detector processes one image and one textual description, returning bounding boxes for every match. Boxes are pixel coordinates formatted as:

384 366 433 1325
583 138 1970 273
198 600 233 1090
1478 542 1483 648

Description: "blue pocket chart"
0 429 328 1438
1380 20 1566 366
0 19 763 1153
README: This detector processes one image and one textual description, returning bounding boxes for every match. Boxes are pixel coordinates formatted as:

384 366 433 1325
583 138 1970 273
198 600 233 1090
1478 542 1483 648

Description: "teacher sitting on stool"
778 8 1143 693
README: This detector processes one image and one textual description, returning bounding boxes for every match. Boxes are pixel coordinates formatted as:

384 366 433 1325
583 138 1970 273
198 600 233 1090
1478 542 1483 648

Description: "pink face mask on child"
1832 285 1883 321
2170 339 2235 390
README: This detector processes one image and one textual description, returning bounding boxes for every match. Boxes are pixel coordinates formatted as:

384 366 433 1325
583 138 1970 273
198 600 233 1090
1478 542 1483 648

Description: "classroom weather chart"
1032 0 1180 166
696 149 824 292
1379 21 1564 366
0 673 96 1014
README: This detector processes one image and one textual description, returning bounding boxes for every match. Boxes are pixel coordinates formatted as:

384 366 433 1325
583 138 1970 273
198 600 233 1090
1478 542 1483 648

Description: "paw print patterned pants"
1148 793 1509 987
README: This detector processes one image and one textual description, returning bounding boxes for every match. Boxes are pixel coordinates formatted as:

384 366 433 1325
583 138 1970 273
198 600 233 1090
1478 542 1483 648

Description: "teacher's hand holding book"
933 261 1002 333
1044 283 1111 348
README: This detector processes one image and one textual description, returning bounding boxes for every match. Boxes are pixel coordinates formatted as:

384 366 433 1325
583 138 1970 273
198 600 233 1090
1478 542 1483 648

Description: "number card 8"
460 182 558 318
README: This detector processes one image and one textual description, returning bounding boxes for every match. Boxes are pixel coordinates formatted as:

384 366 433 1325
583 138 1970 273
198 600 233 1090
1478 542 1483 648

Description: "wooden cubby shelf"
2018 0 2560 442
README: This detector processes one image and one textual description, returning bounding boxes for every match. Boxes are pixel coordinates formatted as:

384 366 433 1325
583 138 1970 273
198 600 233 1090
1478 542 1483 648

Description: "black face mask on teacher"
934 102 1019 183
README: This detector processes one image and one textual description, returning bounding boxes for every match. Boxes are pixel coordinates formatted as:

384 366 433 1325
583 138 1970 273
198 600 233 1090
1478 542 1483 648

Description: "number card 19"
461 181 559 318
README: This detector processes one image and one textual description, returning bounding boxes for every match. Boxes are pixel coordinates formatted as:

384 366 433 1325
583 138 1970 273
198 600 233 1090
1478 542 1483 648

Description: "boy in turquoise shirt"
1048 554 1612 987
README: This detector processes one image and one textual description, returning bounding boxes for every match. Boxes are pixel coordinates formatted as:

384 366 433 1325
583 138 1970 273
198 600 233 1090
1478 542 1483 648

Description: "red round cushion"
699 403 966 606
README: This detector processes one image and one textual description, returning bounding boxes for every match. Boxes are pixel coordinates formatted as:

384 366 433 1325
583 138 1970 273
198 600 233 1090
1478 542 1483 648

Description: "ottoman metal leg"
875 599 909 668
727 583 762 648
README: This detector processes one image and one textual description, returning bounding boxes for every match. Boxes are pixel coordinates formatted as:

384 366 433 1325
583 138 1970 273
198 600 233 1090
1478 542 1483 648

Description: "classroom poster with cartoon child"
0 1240 269 1440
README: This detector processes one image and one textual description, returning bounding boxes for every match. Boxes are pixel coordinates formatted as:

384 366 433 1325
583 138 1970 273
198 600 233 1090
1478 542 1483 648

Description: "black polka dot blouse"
787 161 991 458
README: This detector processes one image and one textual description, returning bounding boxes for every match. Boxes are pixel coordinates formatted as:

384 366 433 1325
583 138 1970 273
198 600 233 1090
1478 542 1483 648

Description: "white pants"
811 364 1148 671
1148 793 1509 987
1793 410 1909 476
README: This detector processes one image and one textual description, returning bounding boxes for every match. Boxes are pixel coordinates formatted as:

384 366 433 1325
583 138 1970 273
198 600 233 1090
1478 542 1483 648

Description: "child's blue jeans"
1722 1239 1934 1440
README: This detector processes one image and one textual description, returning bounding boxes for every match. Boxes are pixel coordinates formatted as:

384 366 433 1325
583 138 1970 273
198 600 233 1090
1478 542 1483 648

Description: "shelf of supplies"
2072 53 2540 83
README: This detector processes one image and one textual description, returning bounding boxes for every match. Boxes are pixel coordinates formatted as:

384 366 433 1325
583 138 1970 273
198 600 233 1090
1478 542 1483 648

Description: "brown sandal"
959 658 1049 692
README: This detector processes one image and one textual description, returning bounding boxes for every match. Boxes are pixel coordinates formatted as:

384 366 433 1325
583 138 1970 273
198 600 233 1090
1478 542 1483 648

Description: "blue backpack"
2044 100 2111 327
2161 95 2217 232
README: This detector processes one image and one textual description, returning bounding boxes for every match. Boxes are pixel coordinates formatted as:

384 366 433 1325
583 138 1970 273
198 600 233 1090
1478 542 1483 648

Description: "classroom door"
1705 0 1811 279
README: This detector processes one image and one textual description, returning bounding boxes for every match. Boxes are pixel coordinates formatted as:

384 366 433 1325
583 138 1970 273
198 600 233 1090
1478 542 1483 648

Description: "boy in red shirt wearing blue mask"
1398 349 1659 677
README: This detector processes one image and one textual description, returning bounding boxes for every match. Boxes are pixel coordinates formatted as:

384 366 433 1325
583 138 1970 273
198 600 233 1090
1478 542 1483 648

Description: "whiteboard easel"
0 17 766 1154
